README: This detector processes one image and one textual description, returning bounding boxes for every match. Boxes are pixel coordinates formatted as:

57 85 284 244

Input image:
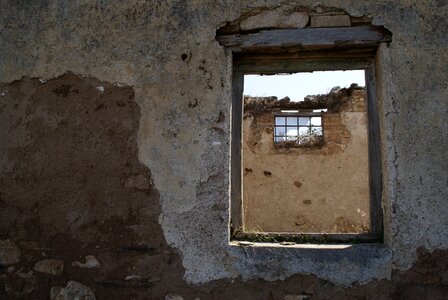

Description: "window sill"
229 241 382 249
232 231 380 244
226 241 392 286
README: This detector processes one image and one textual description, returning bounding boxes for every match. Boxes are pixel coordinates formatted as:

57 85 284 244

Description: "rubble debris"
3 271 35 296
165 294 184 300
50 281 96 300
72 255 101 269
34 259 64 275
0 239 21 266
244 84 364 113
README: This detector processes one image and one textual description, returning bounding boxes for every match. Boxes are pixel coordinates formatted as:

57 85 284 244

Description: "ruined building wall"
0 1 447 299
243 88 370 233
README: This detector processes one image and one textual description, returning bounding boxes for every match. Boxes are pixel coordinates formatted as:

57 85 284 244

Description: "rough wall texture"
0 0 447 299
243 89 370 233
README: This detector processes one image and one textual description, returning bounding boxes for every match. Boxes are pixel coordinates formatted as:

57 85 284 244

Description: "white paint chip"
212 141 221 146
97 86 105 93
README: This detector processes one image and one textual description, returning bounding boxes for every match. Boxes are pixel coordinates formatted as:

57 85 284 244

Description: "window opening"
241 70 370 240
217 25 391 243
273 113 323 145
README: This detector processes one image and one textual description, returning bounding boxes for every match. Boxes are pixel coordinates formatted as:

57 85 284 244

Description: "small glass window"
274 114 323 146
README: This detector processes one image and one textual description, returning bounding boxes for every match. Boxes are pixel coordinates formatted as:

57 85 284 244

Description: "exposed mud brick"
0 74 177 299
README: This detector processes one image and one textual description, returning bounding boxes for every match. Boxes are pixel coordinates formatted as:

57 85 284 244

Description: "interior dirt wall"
0 1 447 299
243 89 370 233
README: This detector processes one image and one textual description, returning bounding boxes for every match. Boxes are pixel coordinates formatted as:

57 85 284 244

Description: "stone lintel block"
310 15 351 28
241 10 309 31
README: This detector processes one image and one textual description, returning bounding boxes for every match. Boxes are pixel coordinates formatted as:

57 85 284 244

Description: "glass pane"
298 117 310 126
287 128 298 136
311 117 321 126
286 117 298 126
276 136 286 142
311 127 323 136
275 117 285 126
275 127 286 136
298 127 310 136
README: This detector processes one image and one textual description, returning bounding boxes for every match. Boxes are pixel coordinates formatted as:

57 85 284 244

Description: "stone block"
310 14 351 28
34 259 64 275
241 9 309 31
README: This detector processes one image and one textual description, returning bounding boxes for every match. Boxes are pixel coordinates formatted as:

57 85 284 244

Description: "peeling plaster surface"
0 0 447 287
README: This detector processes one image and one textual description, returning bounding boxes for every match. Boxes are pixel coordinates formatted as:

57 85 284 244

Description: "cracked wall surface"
0 0 447 299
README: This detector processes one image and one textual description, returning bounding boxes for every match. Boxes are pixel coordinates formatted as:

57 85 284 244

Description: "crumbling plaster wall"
0 0 447 297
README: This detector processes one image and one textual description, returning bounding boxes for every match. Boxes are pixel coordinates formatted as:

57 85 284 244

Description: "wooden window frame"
218 26 392 243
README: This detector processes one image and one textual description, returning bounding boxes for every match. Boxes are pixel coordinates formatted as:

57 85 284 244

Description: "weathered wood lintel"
230 69 244 232
217 26 392 52
234 57 373 74
234 48 376 74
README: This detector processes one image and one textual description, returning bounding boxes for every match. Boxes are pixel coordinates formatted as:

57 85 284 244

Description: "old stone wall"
0 1 447 299
243 89 370 233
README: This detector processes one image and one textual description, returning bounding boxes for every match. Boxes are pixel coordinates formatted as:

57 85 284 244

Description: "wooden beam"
234 57 373 74
235 47 378 61
217 26 392 52
366 65 384 240
230 69 244 233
